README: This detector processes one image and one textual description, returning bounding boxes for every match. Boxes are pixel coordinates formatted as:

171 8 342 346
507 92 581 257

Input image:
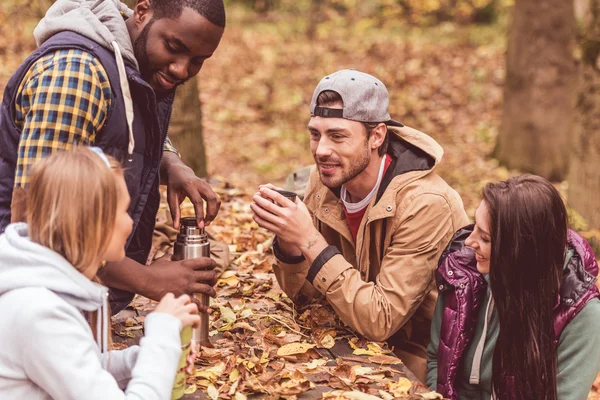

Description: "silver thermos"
172 216 211 348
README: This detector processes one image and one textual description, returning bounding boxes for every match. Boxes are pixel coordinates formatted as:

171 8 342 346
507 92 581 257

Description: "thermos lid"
181 217 198 227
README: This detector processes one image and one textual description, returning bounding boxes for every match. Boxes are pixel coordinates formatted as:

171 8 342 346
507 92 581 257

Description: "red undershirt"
343 154 393 242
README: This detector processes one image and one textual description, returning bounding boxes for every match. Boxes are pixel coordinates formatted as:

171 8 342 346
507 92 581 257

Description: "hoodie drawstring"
470 292 494 385
95 291 109 354
111 41 135 162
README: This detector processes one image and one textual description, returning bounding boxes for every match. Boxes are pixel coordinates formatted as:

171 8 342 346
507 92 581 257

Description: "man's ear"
132 0 153 27
370 123 387 150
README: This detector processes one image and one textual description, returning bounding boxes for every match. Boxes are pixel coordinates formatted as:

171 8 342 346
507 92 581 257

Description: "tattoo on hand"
305 239 317 249
303 232 320 250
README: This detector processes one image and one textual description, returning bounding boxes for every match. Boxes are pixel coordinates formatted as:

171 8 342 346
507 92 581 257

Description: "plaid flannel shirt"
13 48 178 187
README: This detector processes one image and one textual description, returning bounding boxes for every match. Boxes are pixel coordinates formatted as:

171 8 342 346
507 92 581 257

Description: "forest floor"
1 2 599 398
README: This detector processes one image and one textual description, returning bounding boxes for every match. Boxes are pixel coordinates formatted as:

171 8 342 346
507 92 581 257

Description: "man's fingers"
251 195 284 218
167 190 182 229
181 257 217 271
259 183 283 191
194 270 217 283
187 190 206 229
202 187 221 225
251 210 281 234
191 283 217 297
250 201 284 226
261 187 295 207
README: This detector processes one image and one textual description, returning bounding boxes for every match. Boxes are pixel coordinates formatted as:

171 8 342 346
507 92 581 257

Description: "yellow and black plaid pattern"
14 48 178 188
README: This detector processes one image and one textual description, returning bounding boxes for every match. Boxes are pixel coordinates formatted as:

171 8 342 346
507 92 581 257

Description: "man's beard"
133 18 190 91
315 142 371 190
133 18 154 82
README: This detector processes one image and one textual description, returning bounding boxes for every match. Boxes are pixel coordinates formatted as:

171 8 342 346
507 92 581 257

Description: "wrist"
273 237 304 264
160 152 188 183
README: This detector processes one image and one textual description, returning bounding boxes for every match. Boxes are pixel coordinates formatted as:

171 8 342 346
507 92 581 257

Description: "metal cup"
172 217 212 349
273 189 297 205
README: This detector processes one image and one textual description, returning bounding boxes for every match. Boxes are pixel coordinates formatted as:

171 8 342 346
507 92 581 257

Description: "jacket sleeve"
426 291 445 389
556 298 600 400
272 236 313 300
21 294 181 400
308 193 456 341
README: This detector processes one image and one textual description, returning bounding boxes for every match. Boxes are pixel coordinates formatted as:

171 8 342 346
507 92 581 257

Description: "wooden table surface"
112 267 435 400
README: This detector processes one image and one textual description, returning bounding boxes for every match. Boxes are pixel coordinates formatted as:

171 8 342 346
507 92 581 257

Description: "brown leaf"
368 354 403 365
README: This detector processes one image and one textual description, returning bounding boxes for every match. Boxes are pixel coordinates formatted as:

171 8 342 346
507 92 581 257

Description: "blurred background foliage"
0 0 598 260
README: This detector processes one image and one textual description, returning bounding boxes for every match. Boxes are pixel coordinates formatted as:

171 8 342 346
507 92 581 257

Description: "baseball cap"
309 69 403 127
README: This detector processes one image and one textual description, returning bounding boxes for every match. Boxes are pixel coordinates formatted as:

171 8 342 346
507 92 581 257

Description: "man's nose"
168 59 189 81
315 137 333 158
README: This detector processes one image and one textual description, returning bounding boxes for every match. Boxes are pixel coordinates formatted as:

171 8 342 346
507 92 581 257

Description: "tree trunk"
569 0 600 234
494 0 577 181
168 77 208 177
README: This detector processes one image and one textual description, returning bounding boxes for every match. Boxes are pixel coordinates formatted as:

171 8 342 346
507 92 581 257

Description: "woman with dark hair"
427 175 600 400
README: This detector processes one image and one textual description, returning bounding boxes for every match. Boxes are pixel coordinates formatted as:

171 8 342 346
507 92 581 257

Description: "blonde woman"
0 148 199 399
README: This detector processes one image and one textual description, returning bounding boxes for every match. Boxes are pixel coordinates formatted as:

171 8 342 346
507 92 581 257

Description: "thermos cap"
181 217 199 227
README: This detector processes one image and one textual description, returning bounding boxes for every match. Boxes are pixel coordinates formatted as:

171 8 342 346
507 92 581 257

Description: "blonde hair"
26 147 124 275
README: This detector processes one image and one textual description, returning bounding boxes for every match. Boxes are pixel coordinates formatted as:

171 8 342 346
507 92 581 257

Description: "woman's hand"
155 293 200 329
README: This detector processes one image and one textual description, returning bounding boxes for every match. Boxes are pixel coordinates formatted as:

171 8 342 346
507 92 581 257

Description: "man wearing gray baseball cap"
251 69 468 381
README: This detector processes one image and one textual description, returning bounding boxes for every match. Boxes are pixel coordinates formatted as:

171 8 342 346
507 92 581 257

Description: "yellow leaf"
231 322 257 332
207 384 219 400
219 306 237 324
240 309 253 319
277 342 316 356
336 391 383 400
217 275 240 287
234 392 247 400
378 390 394 400
320 334 335 349
228 378 240 395
194 363 226 381
259 351 269 364
352 349 376 356
353 366 376 376
419 392 443 399
304 359 327 370
184 384 197 395
366 343 385 353
195 379 211 388
387 377 412 397
220 270 237 279
229 368 240 383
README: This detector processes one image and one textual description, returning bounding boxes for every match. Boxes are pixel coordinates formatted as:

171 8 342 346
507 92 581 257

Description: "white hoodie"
0 224 182 400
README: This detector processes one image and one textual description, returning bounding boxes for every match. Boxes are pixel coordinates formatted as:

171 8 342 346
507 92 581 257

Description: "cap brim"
386 119 404 127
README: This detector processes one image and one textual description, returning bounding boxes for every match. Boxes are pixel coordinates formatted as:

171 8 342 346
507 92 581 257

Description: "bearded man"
251 69 469 382
0 0 226 313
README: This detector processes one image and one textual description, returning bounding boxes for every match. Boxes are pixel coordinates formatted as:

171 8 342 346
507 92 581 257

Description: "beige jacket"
273 126 469 382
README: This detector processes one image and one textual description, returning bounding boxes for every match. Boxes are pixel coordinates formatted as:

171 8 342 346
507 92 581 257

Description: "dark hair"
149 0 226 28
316 90 389 156
483 175 566 400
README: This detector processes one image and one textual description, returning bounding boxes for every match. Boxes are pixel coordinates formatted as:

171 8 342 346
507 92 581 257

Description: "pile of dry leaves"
113 184 442 400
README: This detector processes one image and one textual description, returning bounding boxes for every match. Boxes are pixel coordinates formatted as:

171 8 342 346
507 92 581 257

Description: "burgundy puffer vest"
435 225 600 399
